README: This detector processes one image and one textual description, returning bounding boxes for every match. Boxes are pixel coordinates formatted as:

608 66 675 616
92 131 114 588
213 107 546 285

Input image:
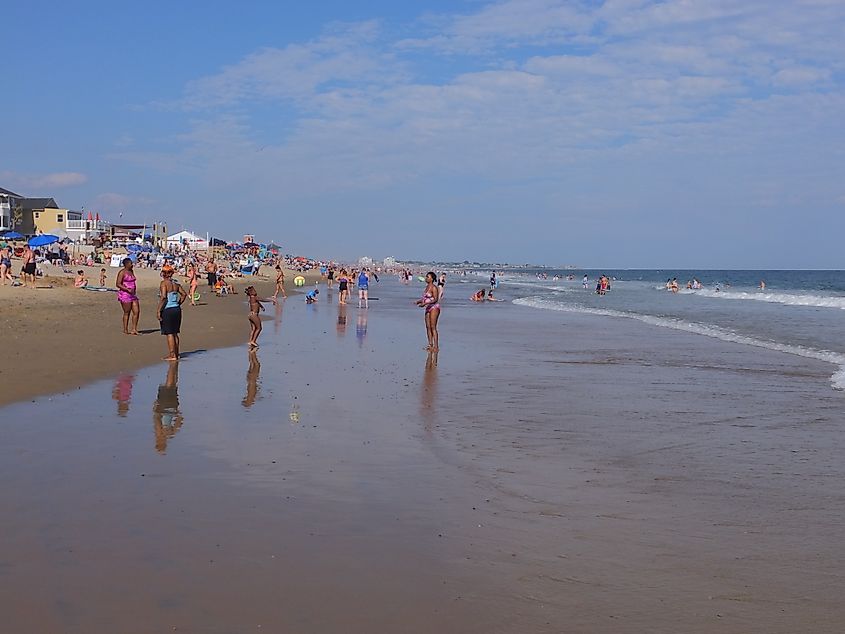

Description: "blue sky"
2 0 844 267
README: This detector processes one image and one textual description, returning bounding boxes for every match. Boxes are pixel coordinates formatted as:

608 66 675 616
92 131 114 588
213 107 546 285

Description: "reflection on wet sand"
112 373 135 417
242 349 261 408
420 350 438 434
356 309 368 347
152 362 183 453
336 303 347 337
273 298 284 334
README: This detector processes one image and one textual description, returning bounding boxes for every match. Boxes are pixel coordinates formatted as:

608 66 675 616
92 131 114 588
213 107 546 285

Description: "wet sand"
1 277 844 632
0 264 314 406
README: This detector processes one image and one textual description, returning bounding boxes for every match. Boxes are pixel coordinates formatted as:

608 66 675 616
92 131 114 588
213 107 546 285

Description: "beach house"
5 197 109 240
11 197 60 235
0 186 22 232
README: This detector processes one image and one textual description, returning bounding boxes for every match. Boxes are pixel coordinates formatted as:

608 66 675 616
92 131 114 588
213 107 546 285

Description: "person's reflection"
336 303 347 337
356 309 368 347
421 350 438 435
242 348 261 408
112 373 135 417
152 362 183 453
273 297 284 334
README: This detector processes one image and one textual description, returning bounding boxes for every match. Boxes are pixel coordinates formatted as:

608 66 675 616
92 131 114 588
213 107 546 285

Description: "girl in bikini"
187 263 199 306
415 271 441 351
272 265 287 300
246 286 265 348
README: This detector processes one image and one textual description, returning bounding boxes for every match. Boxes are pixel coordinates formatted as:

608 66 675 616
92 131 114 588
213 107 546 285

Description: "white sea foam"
513 296 845 391
687 289 845 310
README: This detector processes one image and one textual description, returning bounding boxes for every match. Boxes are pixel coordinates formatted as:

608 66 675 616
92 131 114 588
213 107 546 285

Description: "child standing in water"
246 286 264 348
273 265 287 300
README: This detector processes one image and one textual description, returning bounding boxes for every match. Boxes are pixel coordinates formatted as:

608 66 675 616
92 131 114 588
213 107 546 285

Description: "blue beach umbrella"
28 234 60 247
1 230 24 239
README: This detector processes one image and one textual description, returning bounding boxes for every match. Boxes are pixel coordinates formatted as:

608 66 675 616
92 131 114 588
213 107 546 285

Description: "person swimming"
470 289 486 302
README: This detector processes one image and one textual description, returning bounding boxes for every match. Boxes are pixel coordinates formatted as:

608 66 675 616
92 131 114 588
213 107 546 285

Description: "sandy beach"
1 275 844 632
0 264 315 407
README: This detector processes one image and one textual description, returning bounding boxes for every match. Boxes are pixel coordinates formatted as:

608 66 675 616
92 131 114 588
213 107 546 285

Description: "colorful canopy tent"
167 231 208 250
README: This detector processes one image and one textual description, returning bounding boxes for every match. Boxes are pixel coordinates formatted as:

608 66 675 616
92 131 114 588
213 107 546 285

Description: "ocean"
458 269 845 391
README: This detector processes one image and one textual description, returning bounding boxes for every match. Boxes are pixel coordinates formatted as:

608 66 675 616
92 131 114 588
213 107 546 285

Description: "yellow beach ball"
293 276 305 287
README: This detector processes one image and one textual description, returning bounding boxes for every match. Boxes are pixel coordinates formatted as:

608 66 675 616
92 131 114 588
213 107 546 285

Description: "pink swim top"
421 291 440 313
118 271 138 303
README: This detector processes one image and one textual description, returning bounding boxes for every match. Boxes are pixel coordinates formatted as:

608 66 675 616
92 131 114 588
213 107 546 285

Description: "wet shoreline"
2 277 843 632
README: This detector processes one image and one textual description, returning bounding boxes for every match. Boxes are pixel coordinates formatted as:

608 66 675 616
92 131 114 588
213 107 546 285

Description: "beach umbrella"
1 230 24 239
28 234 60 247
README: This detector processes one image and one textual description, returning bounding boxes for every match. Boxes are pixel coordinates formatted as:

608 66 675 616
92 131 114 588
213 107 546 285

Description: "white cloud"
772 66 831 86
180 21 403 110
111 0 845 263
399 0 595 52
93 192 156 214
0 171 87 191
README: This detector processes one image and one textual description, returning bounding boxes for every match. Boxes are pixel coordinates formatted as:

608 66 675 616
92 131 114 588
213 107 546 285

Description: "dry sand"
0 263 316 406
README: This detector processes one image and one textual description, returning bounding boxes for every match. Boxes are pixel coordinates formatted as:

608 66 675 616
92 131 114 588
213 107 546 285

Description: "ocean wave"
688 289 845 310
513 296 845 391
651 287 845 310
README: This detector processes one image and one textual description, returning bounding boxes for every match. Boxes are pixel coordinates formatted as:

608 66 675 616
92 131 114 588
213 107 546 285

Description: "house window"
57 214 64 223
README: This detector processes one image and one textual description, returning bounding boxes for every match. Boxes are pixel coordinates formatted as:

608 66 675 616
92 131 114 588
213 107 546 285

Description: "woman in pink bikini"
415 271 441 351
116 258 141 335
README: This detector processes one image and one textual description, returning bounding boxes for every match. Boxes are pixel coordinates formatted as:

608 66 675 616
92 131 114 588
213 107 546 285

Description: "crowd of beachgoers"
2 233 529 369
0 235 329 289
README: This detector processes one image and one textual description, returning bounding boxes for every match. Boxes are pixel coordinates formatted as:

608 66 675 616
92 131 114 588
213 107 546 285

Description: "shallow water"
2 275 845 632
459 269 845 390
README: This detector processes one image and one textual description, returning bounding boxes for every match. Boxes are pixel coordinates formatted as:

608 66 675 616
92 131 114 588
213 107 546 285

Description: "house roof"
0 187 23 197
19 197 59 210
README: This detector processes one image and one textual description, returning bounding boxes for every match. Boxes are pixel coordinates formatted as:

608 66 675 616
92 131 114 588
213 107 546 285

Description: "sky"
2 0 844 268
